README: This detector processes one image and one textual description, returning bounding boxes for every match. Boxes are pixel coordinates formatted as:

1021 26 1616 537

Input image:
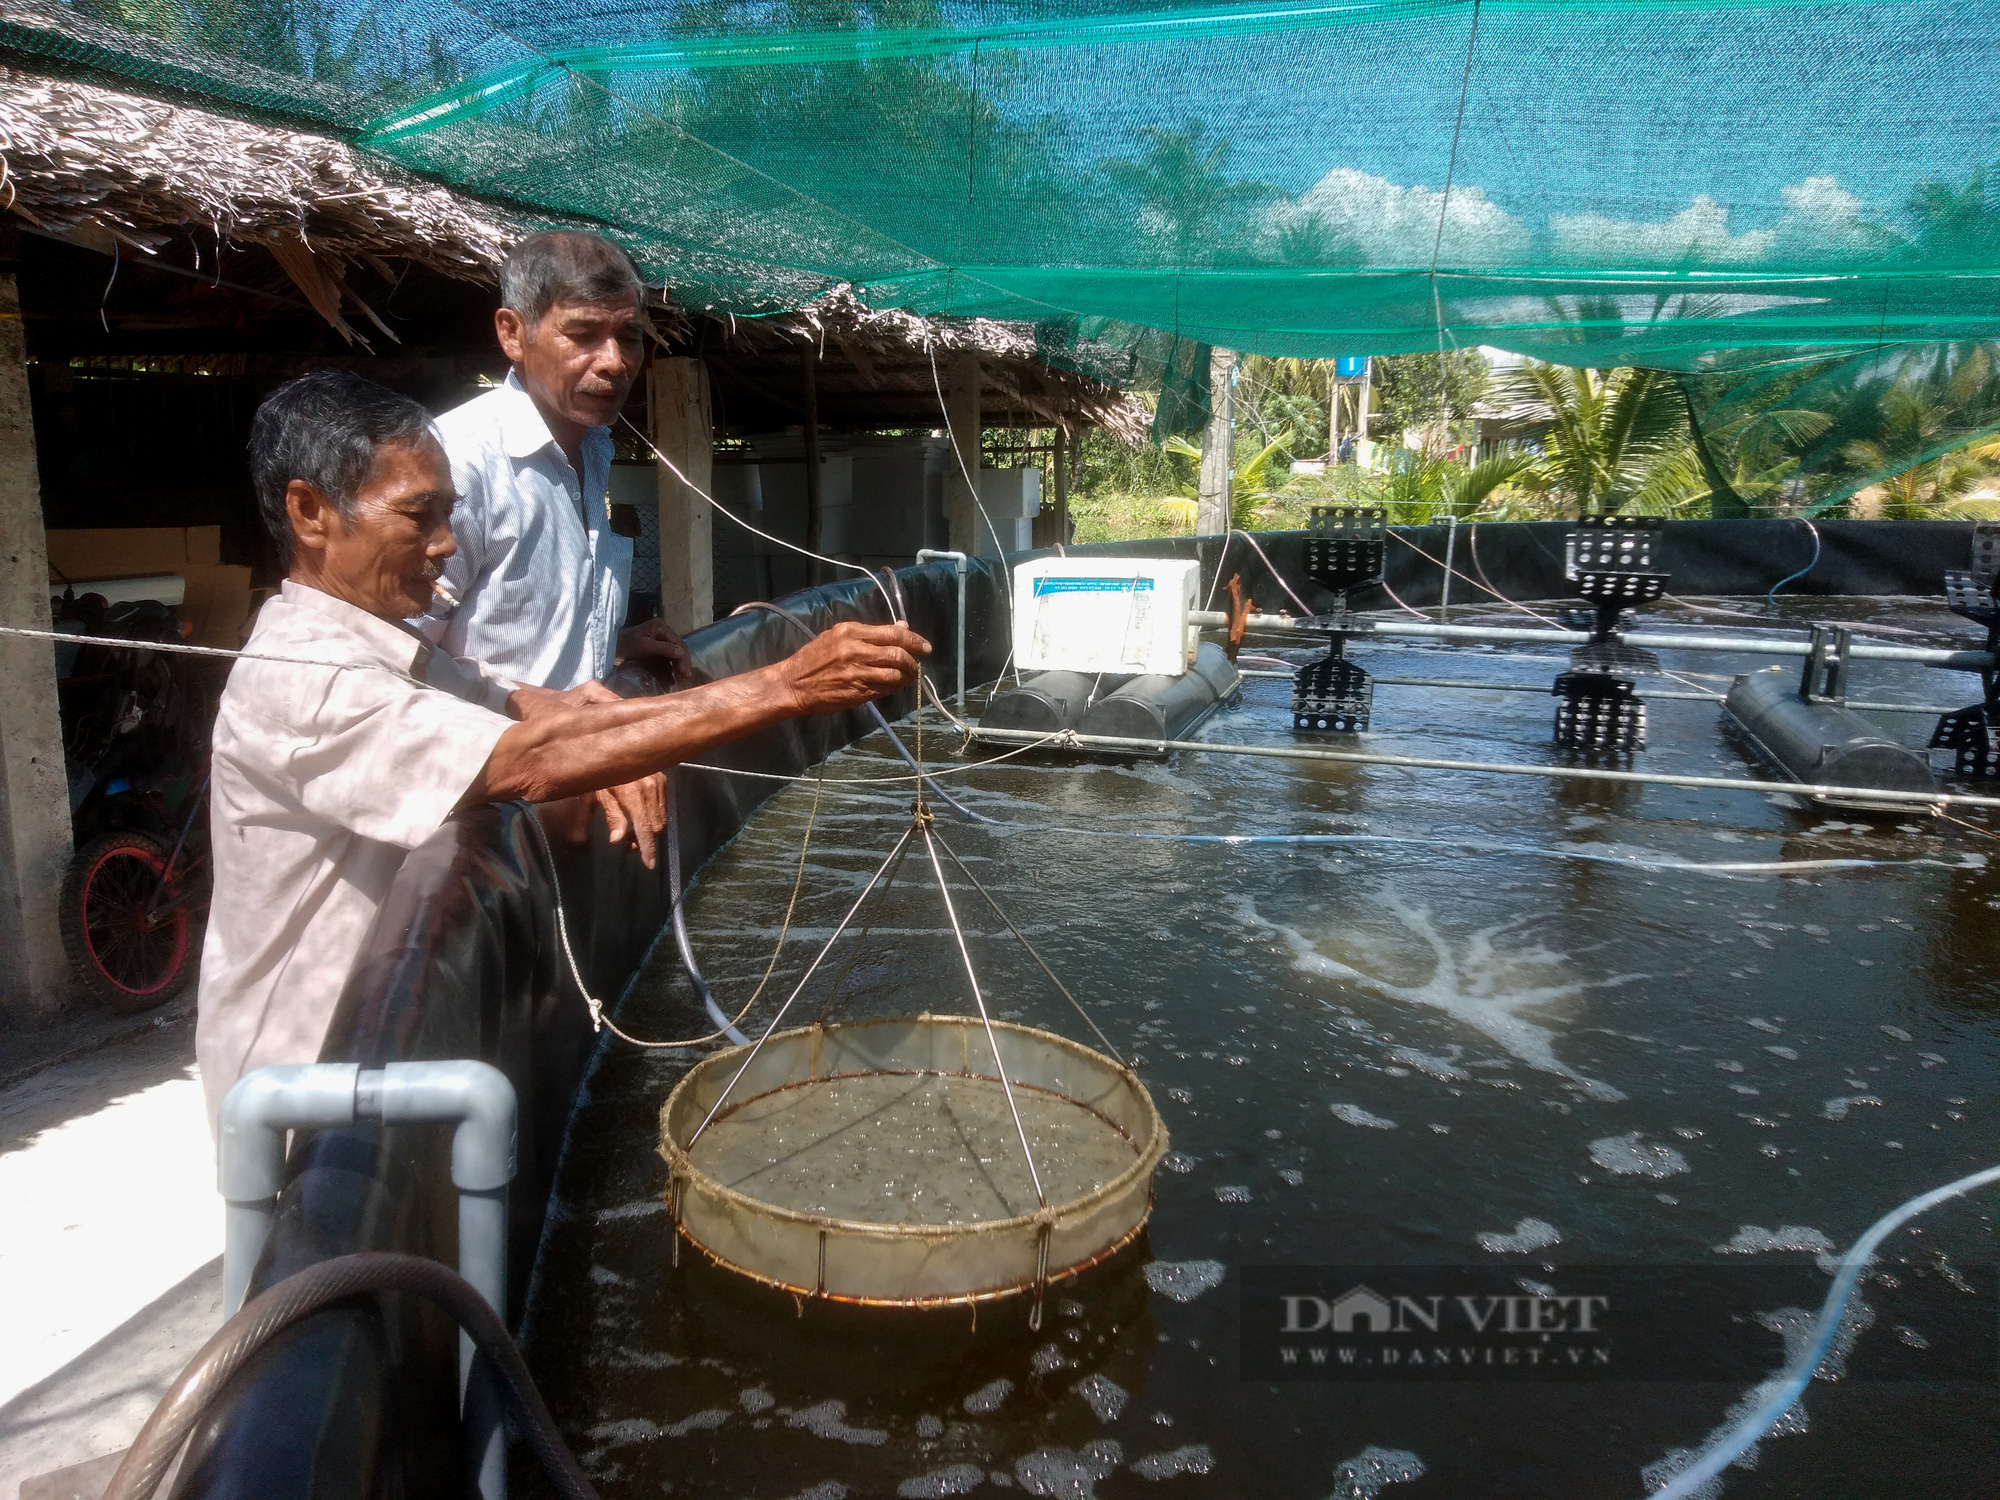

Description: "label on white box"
1012 558 1198 676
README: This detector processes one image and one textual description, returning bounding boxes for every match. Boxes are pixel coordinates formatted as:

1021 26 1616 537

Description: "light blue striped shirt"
417 371 630 690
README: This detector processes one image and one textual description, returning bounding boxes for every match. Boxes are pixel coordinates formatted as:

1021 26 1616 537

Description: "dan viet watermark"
1238 1264 1996 1382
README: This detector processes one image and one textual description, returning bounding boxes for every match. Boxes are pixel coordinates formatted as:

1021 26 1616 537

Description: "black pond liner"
176 520 1973 1496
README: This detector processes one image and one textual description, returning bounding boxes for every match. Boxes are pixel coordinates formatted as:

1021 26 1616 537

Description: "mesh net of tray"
659 1015 1167 1307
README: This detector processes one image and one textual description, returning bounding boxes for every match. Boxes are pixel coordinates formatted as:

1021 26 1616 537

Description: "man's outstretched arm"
463 620 929 807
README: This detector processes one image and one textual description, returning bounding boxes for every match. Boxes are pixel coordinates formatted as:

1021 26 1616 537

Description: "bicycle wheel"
61 831 193 1013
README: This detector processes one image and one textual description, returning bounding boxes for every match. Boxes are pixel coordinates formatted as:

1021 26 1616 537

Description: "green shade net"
7 0 2000 496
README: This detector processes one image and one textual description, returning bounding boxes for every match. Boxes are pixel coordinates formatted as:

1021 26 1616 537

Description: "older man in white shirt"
422 231 689 860
197 370 928 1128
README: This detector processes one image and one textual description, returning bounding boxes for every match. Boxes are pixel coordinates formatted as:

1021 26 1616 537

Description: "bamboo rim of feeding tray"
657 1015 1168 1307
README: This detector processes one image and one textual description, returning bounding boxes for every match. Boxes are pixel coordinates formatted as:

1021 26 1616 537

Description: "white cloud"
1550 177 1890 268
1774 175 1884 256
1267 167 1530 266
1552 195 1776 266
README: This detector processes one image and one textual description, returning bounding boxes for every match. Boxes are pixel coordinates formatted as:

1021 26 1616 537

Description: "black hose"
103 1252 597 1500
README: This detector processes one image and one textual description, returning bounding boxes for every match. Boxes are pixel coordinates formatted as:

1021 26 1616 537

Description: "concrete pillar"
943 351 982 554
0 232 74 1022
1196 347 1236 536
651 357 713 634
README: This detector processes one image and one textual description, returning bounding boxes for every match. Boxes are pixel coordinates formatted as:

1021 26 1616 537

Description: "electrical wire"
1202 528 1318 619
1644 1163 2000 1500
618 414 903 623
1391 527 1558 626
1469 520 1561 625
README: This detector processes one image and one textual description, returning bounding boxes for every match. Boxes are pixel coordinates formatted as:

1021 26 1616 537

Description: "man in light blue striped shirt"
420 231 693 860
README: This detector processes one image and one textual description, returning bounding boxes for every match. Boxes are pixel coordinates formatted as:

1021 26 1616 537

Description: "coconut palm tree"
1498 362 1708 515
1100 121 1275 266
1161 428 1297 530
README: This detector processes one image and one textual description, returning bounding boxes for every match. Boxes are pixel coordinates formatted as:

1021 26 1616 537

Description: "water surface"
524 598 1998 1500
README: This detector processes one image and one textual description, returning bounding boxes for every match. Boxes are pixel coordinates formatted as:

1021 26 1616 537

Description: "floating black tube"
1082 642 1242 744
979 669 1130 734
1724 666 1938 811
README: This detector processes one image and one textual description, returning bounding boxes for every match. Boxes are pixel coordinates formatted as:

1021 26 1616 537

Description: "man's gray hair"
498 231 644 330
248 370 437 569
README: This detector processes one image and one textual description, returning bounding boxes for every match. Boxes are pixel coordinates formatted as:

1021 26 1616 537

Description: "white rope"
0 622 424 683
526 774 827 1050
617 414 903 623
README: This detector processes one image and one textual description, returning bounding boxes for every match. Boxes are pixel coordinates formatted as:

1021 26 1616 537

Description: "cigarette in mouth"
431 578 461 609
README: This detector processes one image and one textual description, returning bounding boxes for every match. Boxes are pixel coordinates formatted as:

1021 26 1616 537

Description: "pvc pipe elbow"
373 1061 518 1192
217 1064 360 1200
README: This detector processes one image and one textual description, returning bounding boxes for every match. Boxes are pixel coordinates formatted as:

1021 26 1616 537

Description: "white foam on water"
1715 1225 1836 1255
786 1399 889 1446
785 1484 849 1500
1214 1184 1252 1203
1880 1025 1914 1042
916 1415 945 1438
898 1465 986 1497
1328 1445 1426 1500
661 1408 730 1438
741 1386 776 1414
1231 892 1631 1101
1015 1442 1123 1498
593 1199 668 1222
1280 1168 1305 1186
1476 1217 1562 1254
964 1378 1013 1414
1822 1095 1883 1121
1130 1445 1216 1481
1588 1132 1690 1179
1144 1259 1226 1303
1030 1344 1073 1375
1330 1103 1398 1129
1387 1045 1469 1081
1074 1373 1128 1423
1161 1152 1197 1174
585 1418 658 1445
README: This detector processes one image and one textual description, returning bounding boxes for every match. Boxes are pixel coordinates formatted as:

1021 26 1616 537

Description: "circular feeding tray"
658 1015 1168 1307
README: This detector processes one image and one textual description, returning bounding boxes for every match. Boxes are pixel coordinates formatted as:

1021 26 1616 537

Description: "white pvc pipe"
1187 612 1996 670
218 1061 518 1500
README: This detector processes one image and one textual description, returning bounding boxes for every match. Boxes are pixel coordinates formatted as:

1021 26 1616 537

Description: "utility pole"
1196 347 1236 534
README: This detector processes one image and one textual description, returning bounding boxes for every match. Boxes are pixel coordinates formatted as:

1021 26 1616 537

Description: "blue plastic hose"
1766 519 1822 606
1645 1162 2000 1500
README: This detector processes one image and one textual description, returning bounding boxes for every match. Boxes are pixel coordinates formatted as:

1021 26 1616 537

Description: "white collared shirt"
195 581 511 1129
419 370 631 689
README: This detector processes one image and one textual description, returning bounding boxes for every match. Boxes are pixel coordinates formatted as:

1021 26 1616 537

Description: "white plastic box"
1011 557 1200 677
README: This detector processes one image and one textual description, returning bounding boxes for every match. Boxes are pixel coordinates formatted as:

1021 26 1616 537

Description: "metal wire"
686 822 918 1149
920 821 1047 1208
970 724 2000 812
930 828 1126 1067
